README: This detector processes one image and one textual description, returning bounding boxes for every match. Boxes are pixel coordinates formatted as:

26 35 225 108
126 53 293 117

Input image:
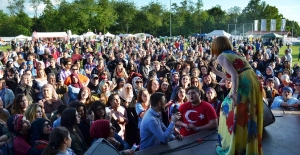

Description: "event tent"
262 33 283 38
83 32 96 37
145 33 153 37
15 35 31 41
119 34 136 38
207 30 231 38
134 33 146 40
32 32 68 39
104 32 115 38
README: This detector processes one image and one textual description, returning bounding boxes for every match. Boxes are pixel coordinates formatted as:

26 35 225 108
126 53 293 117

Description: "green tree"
227 6 241 24
286 20 300 37
207 5 228 30
14 11 33 36
112 0 137 33
7 0 25 16
39 0 60 32
240 0 265 23
138 2 165 35
91 0 117 34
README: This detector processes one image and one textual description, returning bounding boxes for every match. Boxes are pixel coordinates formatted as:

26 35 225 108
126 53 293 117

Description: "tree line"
0 0 299 37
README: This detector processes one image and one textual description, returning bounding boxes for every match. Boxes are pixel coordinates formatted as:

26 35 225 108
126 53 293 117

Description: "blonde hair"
42 84 58 100
280 74 290 81
25 103 47 123
37 69 47 78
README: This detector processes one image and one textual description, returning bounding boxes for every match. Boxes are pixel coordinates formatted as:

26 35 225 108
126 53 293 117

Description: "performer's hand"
209 66 218 74
187 123 197 131
182 123 191 131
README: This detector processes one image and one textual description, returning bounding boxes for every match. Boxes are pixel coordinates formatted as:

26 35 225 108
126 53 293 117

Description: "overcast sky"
0 0 299 22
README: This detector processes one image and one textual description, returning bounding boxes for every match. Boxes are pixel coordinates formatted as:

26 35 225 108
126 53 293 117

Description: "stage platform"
136 110 300 155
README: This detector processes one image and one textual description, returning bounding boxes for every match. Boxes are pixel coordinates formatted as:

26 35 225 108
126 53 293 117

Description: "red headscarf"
70 73 83 88
90 120 110 139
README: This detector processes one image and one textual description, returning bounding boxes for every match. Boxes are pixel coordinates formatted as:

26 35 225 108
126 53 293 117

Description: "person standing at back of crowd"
210 36 263 155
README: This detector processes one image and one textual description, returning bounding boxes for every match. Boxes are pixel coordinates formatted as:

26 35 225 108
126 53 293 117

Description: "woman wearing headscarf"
263 66 280 89
13 114 43 155
30 118 52 154
118 84 139 146
68 73 83 103
98 80 111 105
131 76 143 100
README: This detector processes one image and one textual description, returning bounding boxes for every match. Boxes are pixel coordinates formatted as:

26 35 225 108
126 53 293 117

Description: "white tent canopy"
104 32 115 38
207 30 231 38
15 35 31 41
83 32 96 37
134 33 146 40
32 32 68 38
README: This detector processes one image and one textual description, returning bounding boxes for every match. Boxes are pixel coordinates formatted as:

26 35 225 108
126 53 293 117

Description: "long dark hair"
41 127 70 155
107 93 118 107
69 101 88 124
60 108 80 135
89 101 106 120
11 94 27 115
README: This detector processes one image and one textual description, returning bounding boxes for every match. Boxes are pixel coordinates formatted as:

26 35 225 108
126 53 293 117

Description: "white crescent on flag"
185 110 197 123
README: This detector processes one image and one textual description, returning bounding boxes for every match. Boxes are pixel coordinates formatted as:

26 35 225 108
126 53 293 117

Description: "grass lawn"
0 45 10 51
278 45 300 66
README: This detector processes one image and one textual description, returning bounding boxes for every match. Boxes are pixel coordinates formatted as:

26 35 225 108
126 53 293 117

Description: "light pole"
170 0 172 37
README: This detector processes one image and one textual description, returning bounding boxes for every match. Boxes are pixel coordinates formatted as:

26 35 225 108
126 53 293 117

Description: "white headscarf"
119 83 134 102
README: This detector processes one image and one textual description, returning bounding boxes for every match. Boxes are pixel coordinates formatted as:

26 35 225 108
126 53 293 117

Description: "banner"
261 19 267 31
281 19 286 31
254 20 259 31
270 19 276 31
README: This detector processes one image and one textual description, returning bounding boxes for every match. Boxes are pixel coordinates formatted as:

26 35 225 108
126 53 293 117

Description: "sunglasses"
136 81 143 83
72 68 78 70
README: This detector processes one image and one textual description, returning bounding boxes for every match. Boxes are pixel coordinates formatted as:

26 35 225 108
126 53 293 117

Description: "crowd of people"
0 35 299 155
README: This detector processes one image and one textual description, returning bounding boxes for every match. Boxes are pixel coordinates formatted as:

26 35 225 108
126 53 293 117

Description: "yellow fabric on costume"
216 50 263 155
